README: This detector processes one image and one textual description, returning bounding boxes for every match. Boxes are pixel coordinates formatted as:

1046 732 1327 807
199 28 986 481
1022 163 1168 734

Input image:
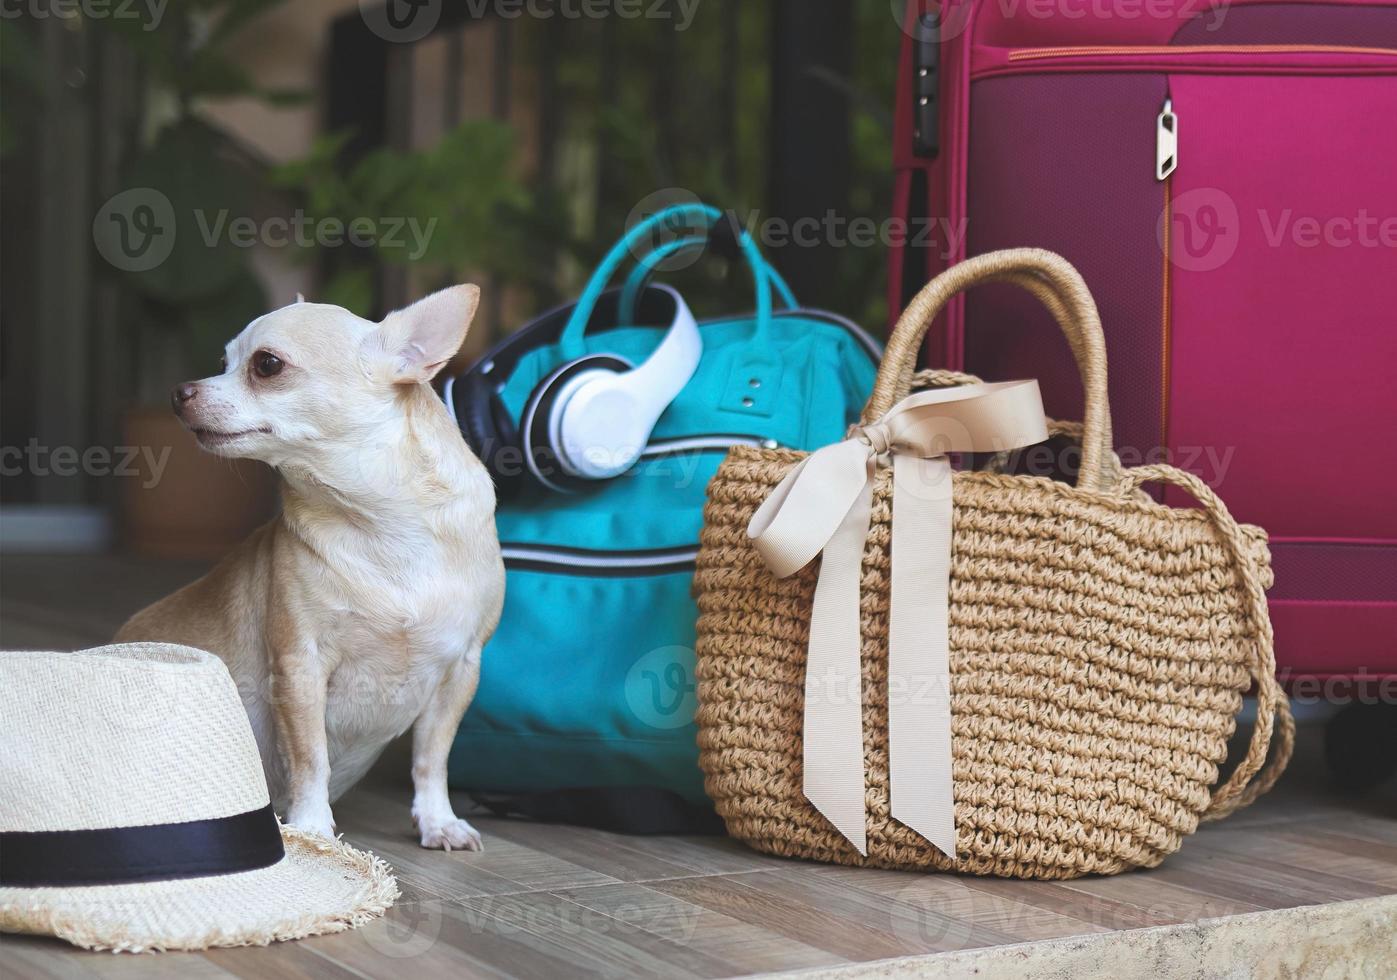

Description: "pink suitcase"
889 0 1397 771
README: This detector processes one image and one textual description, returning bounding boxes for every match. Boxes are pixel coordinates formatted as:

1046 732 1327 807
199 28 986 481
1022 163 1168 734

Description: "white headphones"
520 285 702 493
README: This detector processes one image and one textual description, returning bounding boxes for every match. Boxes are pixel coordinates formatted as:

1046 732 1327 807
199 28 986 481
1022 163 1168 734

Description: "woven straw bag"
693 249 1293 879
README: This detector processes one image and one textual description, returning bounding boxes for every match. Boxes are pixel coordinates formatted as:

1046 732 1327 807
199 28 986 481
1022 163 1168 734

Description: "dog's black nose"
171 383 198 413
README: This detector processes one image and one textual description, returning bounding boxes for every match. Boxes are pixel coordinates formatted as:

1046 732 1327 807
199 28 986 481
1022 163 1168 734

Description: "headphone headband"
522 287 703 492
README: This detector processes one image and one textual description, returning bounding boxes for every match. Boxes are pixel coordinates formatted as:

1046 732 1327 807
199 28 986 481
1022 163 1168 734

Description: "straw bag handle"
1114 465 1295 819
864 248 1114 493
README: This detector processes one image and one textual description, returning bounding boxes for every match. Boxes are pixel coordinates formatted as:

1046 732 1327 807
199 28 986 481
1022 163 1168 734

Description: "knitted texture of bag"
692 249 1293 879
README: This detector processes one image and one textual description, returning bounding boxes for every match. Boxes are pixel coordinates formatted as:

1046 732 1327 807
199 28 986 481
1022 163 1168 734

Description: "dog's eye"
253 351 284 379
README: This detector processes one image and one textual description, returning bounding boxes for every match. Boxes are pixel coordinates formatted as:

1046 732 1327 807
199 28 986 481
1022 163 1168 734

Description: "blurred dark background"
0 0 900 555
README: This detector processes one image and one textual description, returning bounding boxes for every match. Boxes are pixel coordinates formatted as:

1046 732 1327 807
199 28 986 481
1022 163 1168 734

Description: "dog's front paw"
417 816 483 852
285 801 337 840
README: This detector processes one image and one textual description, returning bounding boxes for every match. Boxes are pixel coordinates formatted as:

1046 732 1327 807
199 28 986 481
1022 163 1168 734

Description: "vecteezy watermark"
889 879 981 951
361 900 446 958
359 0 700 43
625 645 698 730
1163 188 1397 272
459 894 701 941
624 190 969 270
0 0 167 29
1280 668 1397 707
1256 209 1397 250
1 441 172 488
93 188 178 274
358 0 440 43
1161 186 1241 273
193 209 436 260
93 187 437 272
889 0 1229 43
1006 441 1237 488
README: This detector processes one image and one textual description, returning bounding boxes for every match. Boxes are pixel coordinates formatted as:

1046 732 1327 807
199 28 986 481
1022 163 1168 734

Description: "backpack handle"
558 204 776 360
617 234 798 327
864 248 1114 493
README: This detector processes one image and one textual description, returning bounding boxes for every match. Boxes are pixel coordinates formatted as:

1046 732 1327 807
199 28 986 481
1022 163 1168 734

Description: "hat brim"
0 824 398 952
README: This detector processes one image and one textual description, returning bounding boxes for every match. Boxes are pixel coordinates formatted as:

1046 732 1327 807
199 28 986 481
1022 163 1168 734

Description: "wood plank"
478 817 786 884
1058 867 1267 927
648 870 1011 960
199 940 367 980
456 891 736 978
333 786 618 898
1141 842 1390 909
1289 828 1397 870
551 880 843 975
1189 827 1397 892
0 933 237 979
300 893 731 980
803 863 1109 943
0 937 119 980
294 898 525 980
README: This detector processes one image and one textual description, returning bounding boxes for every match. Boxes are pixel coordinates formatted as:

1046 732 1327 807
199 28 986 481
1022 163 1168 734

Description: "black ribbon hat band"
0 803 285 888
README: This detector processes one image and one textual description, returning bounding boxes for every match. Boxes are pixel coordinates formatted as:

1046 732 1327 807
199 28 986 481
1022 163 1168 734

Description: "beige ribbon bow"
746 381 1048 856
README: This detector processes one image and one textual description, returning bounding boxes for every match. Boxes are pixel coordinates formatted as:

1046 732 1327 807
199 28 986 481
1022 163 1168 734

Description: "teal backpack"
442 204 880 830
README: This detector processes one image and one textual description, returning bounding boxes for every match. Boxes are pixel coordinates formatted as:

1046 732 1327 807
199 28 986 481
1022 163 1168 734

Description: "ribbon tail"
802 470 875 856
888 454 957 858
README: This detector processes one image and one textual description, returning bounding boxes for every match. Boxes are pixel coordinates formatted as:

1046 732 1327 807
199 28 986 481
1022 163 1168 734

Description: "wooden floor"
2 554 1395 978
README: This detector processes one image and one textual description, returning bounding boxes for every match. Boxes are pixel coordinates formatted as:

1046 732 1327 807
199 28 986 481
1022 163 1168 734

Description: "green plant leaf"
320 268 376 318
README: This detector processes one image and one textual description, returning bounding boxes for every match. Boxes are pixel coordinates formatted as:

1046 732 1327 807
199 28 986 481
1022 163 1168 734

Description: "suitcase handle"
865 248 1114 493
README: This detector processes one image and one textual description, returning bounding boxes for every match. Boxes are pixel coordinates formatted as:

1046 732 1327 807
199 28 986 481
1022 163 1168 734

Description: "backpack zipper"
640 434 778 458
501 543 699 576
502 433 774 575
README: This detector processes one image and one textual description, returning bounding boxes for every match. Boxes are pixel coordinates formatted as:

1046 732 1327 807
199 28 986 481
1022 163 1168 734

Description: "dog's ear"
371 284 481 385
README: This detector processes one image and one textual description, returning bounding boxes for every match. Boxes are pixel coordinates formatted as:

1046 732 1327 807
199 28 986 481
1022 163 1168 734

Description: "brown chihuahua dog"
118 285 504 851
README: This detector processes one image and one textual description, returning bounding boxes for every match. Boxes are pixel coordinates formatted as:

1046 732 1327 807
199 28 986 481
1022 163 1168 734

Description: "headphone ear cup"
521 354 631 493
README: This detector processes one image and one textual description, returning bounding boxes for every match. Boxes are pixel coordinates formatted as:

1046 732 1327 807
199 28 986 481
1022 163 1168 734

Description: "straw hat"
0 643 398 952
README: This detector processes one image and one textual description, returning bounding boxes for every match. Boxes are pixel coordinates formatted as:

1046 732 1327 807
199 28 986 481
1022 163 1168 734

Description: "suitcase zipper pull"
1156 97 1178 180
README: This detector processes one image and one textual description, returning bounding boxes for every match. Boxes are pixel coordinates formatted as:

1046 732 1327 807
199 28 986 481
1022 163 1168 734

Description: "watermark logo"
359 0 441 43
1162 186 1239 273
359 0 700 42
192 210 436 259
93 188 177 273
1 0 168 29
888 1 975 44
105 661 209 733
1257 208 1397 251
92 188 437 272
362 900 445 958
891 0 1229 41
624 187 709 270
1 441 172 488
1162 187 1395 272
625 645 698 730
889 879 980 951
624 189 969 268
